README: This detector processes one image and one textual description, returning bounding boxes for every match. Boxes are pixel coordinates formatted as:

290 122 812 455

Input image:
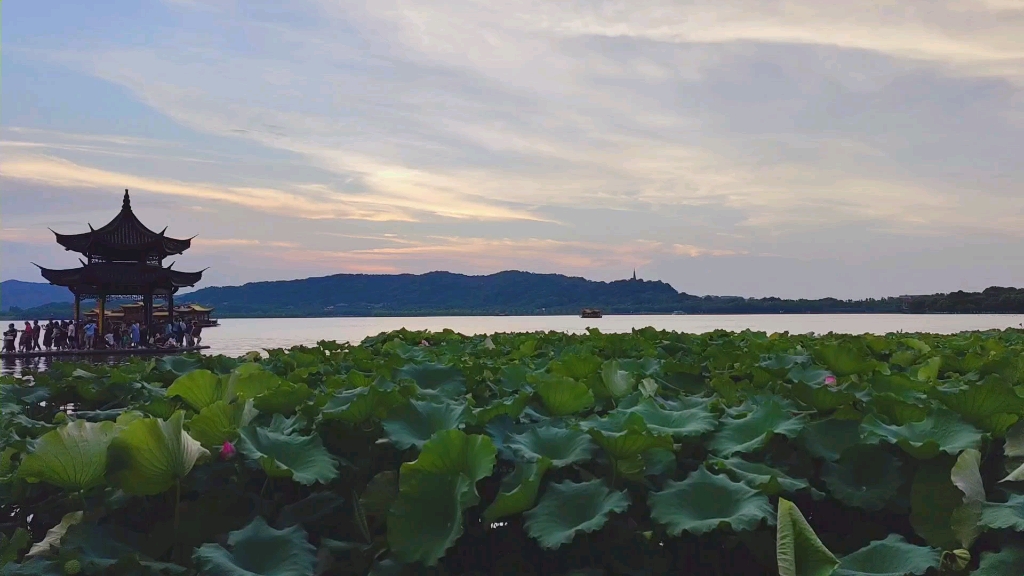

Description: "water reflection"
1 354 134 378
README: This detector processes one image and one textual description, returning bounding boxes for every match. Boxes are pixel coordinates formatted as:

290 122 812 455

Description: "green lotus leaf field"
2 327 1024 573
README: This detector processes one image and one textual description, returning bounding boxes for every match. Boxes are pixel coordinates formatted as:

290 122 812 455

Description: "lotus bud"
824 375 837 386
220 441 237 460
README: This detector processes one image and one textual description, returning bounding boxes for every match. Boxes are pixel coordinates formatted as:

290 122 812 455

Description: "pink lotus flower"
824 375 837 386
220 441 237 460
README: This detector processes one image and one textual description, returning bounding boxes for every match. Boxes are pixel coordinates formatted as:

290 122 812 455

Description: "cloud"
211 235 743 280
5 0 1024 296
0 228 54 245
671 244 746 257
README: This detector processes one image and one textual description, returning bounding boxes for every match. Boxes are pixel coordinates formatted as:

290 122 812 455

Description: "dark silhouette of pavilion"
35 190 205 334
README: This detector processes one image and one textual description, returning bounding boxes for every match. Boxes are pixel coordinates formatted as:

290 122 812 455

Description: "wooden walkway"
0 345 210 360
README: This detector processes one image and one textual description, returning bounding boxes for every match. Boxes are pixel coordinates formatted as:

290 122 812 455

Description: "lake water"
5 314 1024 376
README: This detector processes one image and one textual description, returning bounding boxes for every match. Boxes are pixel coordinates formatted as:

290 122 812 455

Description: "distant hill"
6 271 1024 319
0 280 74 311
179 271 683 316
904 286 1024 314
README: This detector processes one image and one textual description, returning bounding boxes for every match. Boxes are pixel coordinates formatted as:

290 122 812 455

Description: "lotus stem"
173 480 181 534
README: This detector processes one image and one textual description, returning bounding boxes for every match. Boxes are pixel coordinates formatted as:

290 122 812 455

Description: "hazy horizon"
3 1 1023 299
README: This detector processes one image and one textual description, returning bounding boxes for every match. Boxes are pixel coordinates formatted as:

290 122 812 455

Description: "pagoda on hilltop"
35 189 205 334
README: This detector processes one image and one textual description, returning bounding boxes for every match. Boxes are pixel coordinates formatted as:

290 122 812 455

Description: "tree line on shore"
3 272 1024 318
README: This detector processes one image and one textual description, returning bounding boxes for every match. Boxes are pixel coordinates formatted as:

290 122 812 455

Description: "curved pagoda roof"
53 190 194 260
36 262 205 297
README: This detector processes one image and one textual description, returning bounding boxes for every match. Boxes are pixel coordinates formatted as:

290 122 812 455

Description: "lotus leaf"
971 546 1024 576
979 493 1024 531
834 534 941 576
869 394 930 426
388 431 496 565
507 425 596 467
26 512 82 557
790 381 857 411
709 457 821 498
276 492 345 529
250 381 312 414
910 457 970 550
18 421 117 491
387 472 475 566
482 458 551 523
471 392 532 425
50 524 187 575
648 466 774 536
583 413 674 463
710 398 807 457
814 342 884 377
950 449 985 548
618 398 717 439
798 418 862 462
166 370 225 411
107 412 210 495
1005 420 1024 458
399 430 496 488
186 400 258 449
382 399 469 450
534 375 594 416
156 355 202 376
320 380 406 424
523 479 629 548
236 425 339 485
861 409 983 459
936 376 1024 435
786 364 832 386
821 445 903 511
395 362 466 397
193 517 316 576
599 360 636 398
0 528 29 566
359 471 398 518
776 498 838 576
549 353 601 380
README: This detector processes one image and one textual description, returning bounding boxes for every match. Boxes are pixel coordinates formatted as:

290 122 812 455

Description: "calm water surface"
5 314 1024 376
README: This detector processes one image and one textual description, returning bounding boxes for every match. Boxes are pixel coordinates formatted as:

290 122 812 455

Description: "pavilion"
35 190 206 335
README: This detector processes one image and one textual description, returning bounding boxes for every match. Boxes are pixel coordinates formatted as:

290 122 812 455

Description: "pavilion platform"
0 345 210 360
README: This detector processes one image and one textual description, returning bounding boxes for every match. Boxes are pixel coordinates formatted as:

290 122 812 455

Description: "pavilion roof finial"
123 189 131 210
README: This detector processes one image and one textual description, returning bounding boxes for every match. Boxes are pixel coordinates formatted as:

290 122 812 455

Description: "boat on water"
85 303 219 328
580 308 603 318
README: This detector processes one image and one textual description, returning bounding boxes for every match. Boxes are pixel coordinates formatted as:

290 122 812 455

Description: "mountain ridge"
6 272 1024 318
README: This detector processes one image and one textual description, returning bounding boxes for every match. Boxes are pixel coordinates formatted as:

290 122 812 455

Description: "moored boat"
580 308 603 318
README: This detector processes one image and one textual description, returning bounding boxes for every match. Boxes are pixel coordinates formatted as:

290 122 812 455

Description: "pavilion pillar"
143 292 153 327
97 296 106 342
73 294 81 323
168 292 174 324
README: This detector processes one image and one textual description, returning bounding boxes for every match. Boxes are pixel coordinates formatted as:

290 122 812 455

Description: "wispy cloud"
4 0 1024 295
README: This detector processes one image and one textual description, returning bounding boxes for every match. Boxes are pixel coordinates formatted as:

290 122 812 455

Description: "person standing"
32 321 41 351
43 320 54 351
130 322 140 349
173 320 185 346
20 322 33 352
184 322 195 347
84 320 96 349
66 320 77 350
3 324 17 353
191 321 203 347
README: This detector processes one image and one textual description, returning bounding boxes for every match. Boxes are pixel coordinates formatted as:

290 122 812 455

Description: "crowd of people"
2 318 204 354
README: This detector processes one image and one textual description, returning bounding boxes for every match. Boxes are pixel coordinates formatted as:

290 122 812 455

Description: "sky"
2 0 1023 299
